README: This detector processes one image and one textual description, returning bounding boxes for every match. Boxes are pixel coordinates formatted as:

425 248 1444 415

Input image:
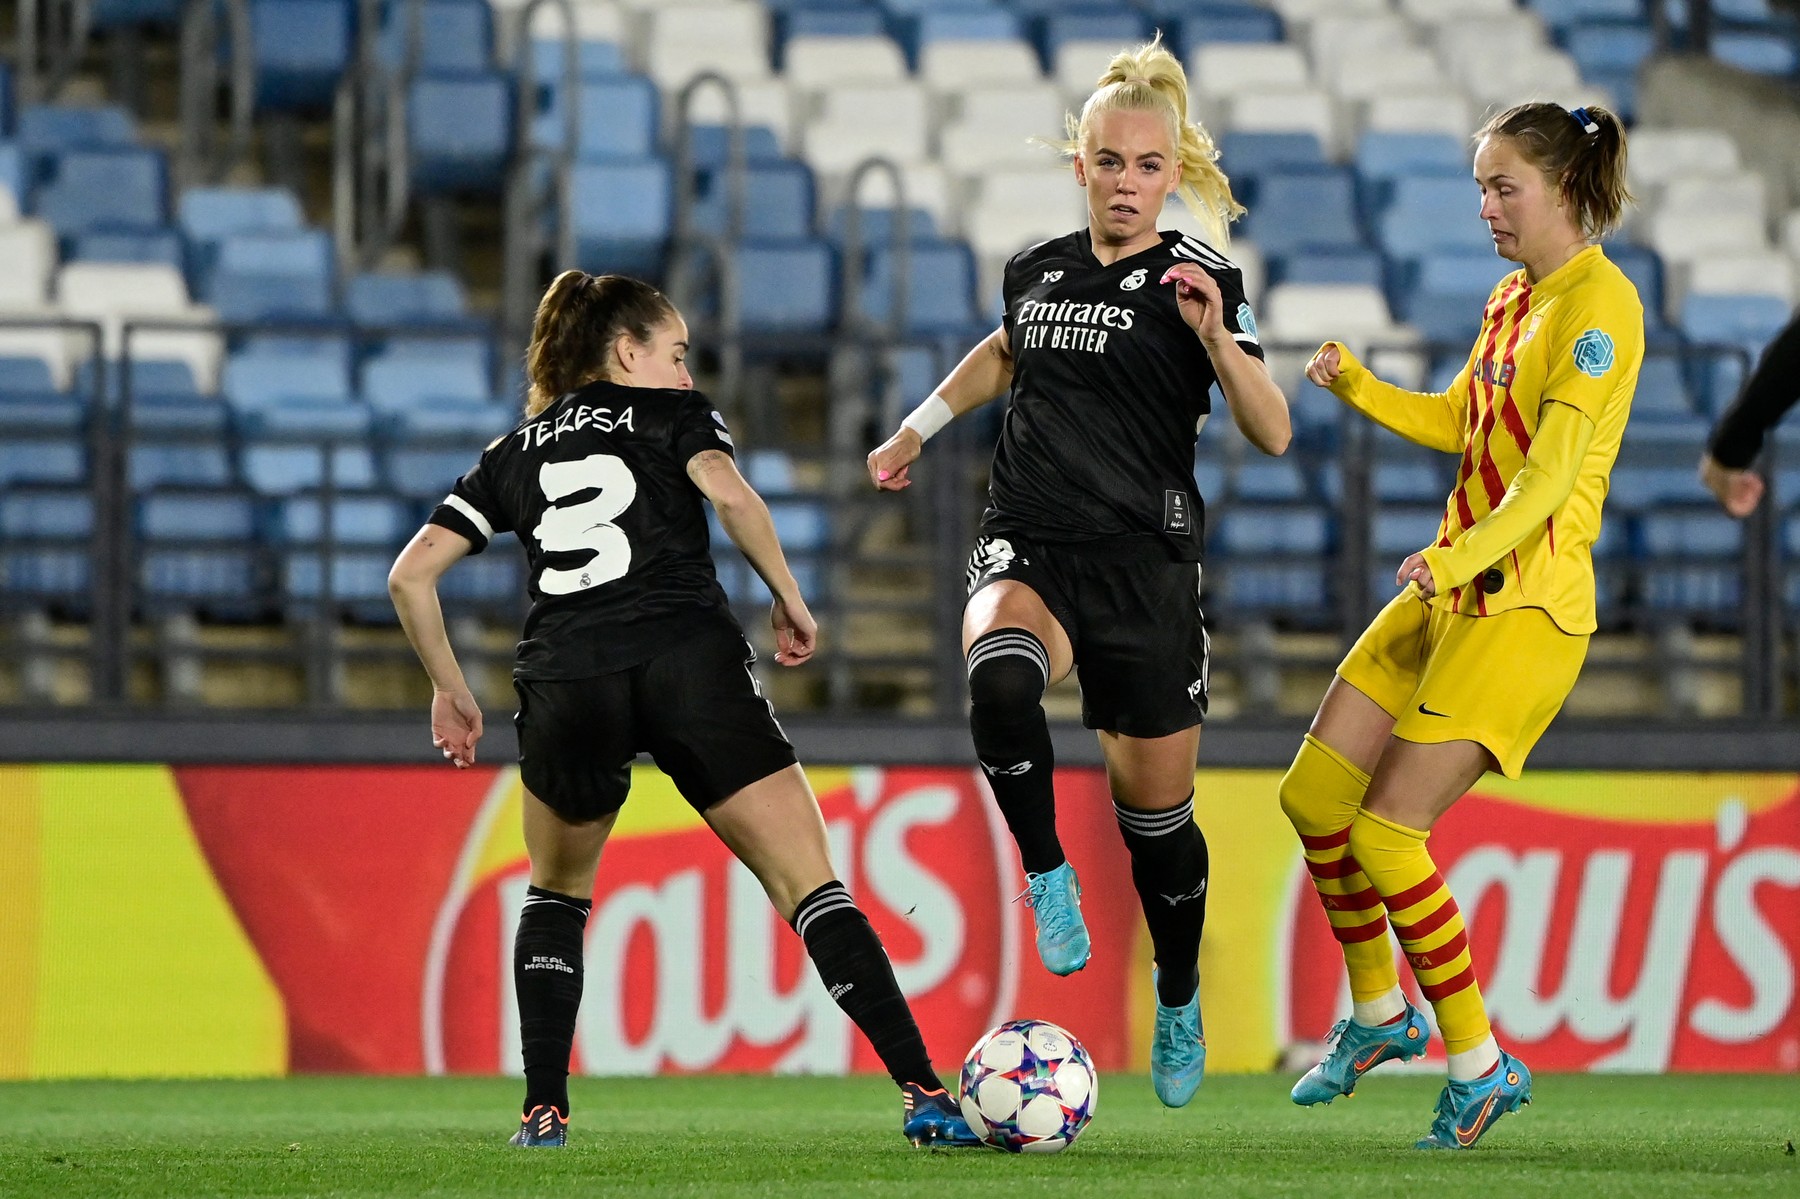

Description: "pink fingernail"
1160 268 1178 284
877 470 890 480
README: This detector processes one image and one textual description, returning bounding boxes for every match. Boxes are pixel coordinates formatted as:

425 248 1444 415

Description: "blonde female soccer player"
867 36 1290 1107
1279 103 1642 1149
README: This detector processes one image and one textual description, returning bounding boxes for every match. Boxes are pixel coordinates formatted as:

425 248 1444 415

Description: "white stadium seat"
1658 172 1768 230
1189 44 1310 104
1686 252 1794 302
55 262 224 391
1305 14 1417 77
0 220 58 309
1626 128 1742 194
1327 46 1446 101
642 3 771 89
519 0 626 52
1362 90 1474 137
679 79 797 149
1267 0 1391 23
938 84 1067 169
919 40 1042 93
1263 282 1411 350
1396 0 1518 22
784 36 908 91
1226 88 1338 153
1642 207 1769 262
966 167 1086 302
1783 209 1800 269
826 160 955 238
802 83 933 177
1052 41 1128 99
1432 15 1547 79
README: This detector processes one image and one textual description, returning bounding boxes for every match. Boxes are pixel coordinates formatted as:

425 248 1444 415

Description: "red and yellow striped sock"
1278 735 1398 1005
1348 808 1491 1054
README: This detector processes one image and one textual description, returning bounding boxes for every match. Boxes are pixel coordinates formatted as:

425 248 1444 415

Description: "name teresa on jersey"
1014 297 1137 354
515 403 636 450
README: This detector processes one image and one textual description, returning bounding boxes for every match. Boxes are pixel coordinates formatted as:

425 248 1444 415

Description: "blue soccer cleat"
1415 1050 1532 1150
1291 1004 1432 1106
1021 862 1091 976
1149 968 1206 1108
508 1104 567 1147
901 1082 981 1147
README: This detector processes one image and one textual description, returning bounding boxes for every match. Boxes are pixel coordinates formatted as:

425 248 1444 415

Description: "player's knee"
966 628 1049 718
1278 743 1336 837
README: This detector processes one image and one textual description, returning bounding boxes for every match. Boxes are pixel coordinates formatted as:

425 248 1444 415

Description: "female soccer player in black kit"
867 38 1290 1108
390 271 977 1149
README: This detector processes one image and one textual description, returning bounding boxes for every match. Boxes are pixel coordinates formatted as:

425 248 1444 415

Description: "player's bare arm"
867 324 1015 490
687 449 817 665
1162 263 1289 455
389 524 482 767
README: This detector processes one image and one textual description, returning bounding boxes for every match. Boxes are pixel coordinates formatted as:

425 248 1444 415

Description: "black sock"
1115 793 1210 1007
967 627 1064 876
514 885 591 1116
791 881 943 1092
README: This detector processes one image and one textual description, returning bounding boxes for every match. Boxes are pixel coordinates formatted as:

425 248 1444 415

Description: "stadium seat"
1681 293 1792 354
533 75 657 158
1188 43 1310 104
783 36 909 90
381 0 494 72
1241 168 1361 256
1391 251 1512 344
0 219 58 307
16 103 135 166
1362 90 1473 138
939 84 1064 170
409 72 514 193
32 146 167 238
642 2 773 90
1225 89 1337 155
689 160 816 240
1638 510 1744 619
208 229 336 319
730 240 837 336
138 490 258 543
1218 132 1326 188
223 347 353 410
918 37 1041 92
1167 3 1284 54
268 494 412 547
0 485 93 608
802 83 932 177
857 239 979 336
343 271 468 327
363 353 491 412
178 186 306 288
1210 504 1333 618
1269 248 1382 289
571 158 672 275
1377 176 1492 261
249 0 353 112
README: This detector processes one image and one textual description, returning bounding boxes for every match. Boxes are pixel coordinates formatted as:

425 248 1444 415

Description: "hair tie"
1569 106 1600 135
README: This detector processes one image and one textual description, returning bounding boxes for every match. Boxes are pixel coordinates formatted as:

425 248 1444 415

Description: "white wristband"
900 393 954 442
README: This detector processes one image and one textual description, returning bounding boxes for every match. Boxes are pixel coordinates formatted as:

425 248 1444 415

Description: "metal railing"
176 0 253 190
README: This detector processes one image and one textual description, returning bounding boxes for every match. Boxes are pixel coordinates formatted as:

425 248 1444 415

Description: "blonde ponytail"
1056 34 1244 245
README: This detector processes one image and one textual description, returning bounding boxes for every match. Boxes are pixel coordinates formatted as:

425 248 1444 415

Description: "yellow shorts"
1336 590 1589 779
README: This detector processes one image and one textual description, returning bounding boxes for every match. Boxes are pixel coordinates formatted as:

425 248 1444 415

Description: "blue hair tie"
1570 106 1600 135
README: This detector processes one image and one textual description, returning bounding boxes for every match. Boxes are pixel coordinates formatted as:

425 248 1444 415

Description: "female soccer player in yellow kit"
1279 102 1643 1149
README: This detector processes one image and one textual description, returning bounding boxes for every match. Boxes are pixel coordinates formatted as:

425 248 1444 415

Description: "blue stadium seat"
1218 132 1326 193
249 0 353 111
209 229 336 319
381 0 494 72
1211 504 1333 616
0 64 12 138
1242 168 1362 255
1638 510 1743 619
860 239 980 336
17 104 135 169
1713 29 1799 75
529 37 628 82
0 488 94 540
409 72 514 193
240 443 377 496
743 448 798 494
223 349 353 409
1631 355 1699 422
777 5 887 43
1607 421 1710 510
900 9 1024 62
383 441 490 499
1606 242 1664 325
1377 176 1491 261
68 227 183 266
1354 132 1467 211
692 161 816 240
534 76 657 158
129 439 234 490
179 186 305 285
1528 0 1643 28
0 356 66 410
0 486 95 611
90 0 182 28
268 494 412 546
236 398 373 440
139 548 260 612
731 241 837 335
1234 459 1307 503
1269 248 1382 288
1681 293 1791 354
827 204 937 247
0 143 24 206
138 490 258 543
1034 10 1152 68
344 271 467 326
684 125 786 169
32 147 167 236
572 158 673 275
1564 22 1657 116
0 439 84 486
769 500 830 551
1392 251 1512 343
363 354 489 411
1167 2 1283 51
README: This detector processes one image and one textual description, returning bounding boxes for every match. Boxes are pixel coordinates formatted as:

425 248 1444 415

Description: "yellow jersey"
1326 245 1644 634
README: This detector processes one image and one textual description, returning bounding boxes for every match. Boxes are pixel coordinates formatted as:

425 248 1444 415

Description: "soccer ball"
958 1019 1097 1153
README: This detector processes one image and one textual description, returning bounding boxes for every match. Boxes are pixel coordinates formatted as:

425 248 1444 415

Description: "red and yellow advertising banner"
1 763 1795 1078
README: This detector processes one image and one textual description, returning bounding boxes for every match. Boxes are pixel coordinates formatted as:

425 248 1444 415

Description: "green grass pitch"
1 1074 1794 1197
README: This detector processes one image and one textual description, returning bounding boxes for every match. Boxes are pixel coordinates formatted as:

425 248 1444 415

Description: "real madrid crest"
1120 268 1147 291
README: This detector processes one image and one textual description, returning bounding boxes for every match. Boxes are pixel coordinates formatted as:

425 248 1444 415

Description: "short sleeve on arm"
1217 268 1266 362
675 392 738 465
1540 288 1642 422
428 448 511 555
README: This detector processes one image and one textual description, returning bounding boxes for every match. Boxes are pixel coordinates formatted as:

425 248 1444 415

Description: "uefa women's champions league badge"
1572 329 1616 378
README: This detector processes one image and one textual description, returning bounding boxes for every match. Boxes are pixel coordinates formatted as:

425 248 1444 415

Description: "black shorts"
967 531 1210 738
514 622 798 821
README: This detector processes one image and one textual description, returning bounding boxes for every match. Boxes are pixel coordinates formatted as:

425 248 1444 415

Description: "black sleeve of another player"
1706 306 1800 469
428 442 512 555
674 390 739 467
1214 266 1266 362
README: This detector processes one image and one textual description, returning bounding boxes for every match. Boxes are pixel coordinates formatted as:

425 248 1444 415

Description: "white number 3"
532 454 638 594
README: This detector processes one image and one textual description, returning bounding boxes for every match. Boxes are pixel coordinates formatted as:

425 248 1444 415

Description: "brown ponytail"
1052 33 1244 245
524 270 676 417
1477 102 1632 240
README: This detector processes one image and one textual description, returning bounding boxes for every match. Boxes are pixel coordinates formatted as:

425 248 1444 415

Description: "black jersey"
987 228 1264 561
429 380 739 680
